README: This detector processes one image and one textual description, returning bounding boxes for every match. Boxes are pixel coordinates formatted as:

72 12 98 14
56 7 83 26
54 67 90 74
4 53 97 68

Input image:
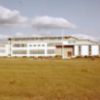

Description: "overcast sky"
0 0 100 42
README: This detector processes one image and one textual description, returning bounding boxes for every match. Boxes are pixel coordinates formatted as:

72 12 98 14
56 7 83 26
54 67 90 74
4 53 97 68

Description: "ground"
0 57 100 100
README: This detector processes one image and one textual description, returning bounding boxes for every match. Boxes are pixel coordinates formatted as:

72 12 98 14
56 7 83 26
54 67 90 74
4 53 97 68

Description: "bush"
84 55 92 58
22 56 27 58
29 56 36 58
13 56 18 58
55 55 62 59
92 55 100 58
91 56 95 60
84 55 88 58
0 56 7 58
76 56 83 58
38 56 45 59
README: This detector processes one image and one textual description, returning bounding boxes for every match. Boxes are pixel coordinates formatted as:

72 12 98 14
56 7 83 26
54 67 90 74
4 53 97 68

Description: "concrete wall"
56 47 62 55
63 47 73 57
56 46 74 58
75 40 96 45
81 46 89 56
74 45 100 57
74 45 79 56
0 44 9 56
91 45 99 56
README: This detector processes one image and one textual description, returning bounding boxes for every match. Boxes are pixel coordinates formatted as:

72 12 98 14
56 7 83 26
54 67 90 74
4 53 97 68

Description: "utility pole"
62 29 64 59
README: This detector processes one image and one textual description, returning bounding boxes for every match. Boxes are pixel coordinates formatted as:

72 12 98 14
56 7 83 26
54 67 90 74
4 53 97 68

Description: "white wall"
81 46 89 56
9 39 100 57
63 41 68 45
75 40 96 45
11 42 56 57
74 45 99 57
91 45 99 56
74 45 79 56
0 44 9 56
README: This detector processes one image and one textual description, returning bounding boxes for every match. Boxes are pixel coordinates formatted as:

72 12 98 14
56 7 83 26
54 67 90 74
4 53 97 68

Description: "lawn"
0 58 100 100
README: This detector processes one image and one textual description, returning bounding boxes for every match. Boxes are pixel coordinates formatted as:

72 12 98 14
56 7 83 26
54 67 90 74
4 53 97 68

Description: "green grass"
0 58 100 100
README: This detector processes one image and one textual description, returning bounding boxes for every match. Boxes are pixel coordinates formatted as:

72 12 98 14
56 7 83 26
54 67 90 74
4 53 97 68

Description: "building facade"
0 43 9 57
7 36 100 58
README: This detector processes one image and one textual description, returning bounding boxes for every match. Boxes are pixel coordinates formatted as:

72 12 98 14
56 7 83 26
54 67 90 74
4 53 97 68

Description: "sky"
0 0 100 42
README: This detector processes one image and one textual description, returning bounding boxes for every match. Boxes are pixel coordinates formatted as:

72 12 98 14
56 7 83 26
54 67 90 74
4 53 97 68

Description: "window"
0 50 5 53
30 50 45 54
13 44 19 47
73 41 75 43
30 45 32 47
58 37 62 40
13 50 27 54
47 50 55 54
0 44 5 47
22 44 26 47
13 44 27 47
68 41 71 43
42 44 45 47
55 43 62 45
15 39 20 41
38 44 41 47
47 43 55 47
33 44 36 47
68 40 75 43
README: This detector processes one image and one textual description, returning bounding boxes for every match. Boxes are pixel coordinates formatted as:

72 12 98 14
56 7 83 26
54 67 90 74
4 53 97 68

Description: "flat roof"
8 36 99 45
8 36 77 40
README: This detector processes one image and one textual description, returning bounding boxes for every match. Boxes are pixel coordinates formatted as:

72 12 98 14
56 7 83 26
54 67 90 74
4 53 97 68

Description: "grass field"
0 58 100 100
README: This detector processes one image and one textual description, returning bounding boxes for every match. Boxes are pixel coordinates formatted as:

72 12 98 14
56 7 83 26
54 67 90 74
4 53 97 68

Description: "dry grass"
0 58 100 100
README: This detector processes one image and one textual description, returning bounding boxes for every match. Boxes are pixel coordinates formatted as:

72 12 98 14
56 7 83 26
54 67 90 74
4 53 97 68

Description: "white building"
7 36 100 58
0 43 9 57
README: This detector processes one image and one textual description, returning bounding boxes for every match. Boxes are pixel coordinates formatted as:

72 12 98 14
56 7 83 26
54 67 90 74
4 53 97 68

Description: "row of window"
0 50 5 53
13 50 27 54
0 44 5 47
29 44 45 47
30 50 45 54
68 40 76 43
13 43 63 47
13 41 76 48
47 50 55 54
13 37 65 41
13 44 45 47
13 44 57 47
13 44 27 47
12 50 55 54
47 43 55 47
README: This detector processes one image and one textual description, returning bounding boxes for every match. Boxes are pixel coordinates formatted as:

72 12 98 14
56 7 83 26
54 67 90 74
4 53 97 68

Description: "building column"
27 44 30 57
89 45 91 56
45 43 47 56
79 45 81 56
99 45 100 56
72 46 74 56
8 39 11 57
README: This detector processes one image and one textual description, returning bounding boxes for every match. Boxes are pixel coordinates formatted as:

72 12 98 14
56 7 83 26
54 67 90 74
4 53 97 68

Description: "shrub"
84 55 88 58
38 56 45 59
55 55 62 59
29 56 33 58
76 56 83 58
22 56 27 58
93 55 100 58
91 56 95 60
13 56 18 58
